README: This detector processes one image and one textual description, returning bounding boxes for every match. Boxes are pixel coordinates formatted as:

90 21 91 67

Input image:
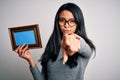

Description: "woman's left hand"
62 33 80 64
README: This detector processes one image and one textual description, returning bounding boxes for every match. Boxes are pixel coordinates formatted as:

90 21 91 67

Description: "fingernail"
23 43 26 45
63 62 65 64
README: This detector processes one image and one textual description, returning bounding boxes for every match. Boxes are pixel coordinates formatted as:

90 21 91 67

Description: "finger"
15 46 21 53
18 44 26 53
17 44 26 57
63 31 69 39
74 34 80 40
63 52 68 64
67 38 80 56
20 45 28 57
20 44 26 49
62 48 68 64
22 45 29 53
20 46 30 59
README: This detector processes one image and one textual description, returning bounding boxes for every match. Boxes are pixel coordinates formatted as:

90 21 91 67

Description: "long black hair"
40 2 96 78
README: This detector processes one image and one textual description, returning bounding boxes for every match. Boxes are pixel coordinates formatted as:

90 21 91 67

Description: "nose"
64 22 69 28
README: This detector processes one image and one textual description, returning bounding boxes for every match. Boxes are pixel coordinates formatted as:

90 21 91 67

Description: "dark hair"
40 2 96 78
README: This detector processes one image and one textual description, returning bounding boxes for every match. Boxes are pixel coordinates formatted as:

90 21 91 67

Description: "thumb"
74 33 80 40
62 48 68 64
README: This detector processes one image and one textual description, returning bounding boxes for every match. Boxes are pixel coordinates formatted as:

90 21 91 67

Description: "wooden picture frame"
8 24 42 50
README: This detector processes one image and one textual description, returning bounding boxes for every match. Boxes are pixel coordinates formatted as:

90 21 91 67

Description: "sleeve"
30 64 45 80
78 37 93 58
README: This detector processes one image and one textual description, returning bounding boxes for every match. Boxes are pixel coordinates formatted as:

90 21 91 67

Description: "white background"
0 0 120 80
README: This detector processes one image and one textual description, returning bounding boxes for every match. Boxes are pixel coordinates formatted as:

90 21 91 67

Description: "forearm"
30 64 45 80
78 37 93 58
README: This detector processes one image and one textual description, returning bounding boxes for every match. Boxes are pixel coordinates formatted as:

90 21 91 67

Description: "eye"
70 20 75 22
69 19 75 23
59 18 65 22
69 18 75 21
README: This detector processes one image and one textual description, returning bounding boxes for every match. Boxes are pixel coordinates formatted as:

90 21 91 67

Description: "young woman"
15 3 96 80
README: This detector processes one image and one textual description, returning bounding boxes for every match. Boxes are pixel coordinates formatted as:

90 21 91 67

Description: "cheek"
59 27 64 33
71 26 77 33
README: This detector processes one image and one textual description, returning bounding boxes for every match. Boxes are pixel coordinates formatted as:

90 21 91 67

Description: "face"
59 10 77 34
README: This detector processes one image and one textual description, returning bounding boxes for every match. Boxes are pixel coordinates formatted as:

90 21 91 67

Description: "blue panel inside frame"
14 30 36 46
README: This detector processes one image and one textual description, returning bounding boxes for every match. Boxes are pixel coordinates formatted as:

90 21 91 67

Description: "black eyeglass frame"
59 18 77 27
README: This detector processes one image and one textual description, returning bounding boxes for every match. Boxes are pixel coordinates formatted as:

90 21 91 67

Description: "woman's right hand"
15 44 35 67
15 44 31 61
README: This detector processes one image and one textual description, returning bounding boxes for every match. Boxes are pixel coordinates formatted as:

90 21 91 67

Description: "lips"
64 30 70 33
63 30 73 34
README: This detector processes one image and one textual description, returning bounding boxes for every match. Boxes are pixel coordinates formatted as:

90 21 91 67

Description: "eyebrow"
59 17 75 20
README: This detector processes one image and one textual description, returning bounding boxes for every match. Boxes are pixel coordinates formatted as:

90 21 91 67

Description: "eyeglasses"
59 18 76 27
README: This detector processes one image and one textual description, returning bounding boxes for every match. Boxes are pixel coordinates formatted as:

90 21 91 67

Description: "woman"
15 3 96 80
